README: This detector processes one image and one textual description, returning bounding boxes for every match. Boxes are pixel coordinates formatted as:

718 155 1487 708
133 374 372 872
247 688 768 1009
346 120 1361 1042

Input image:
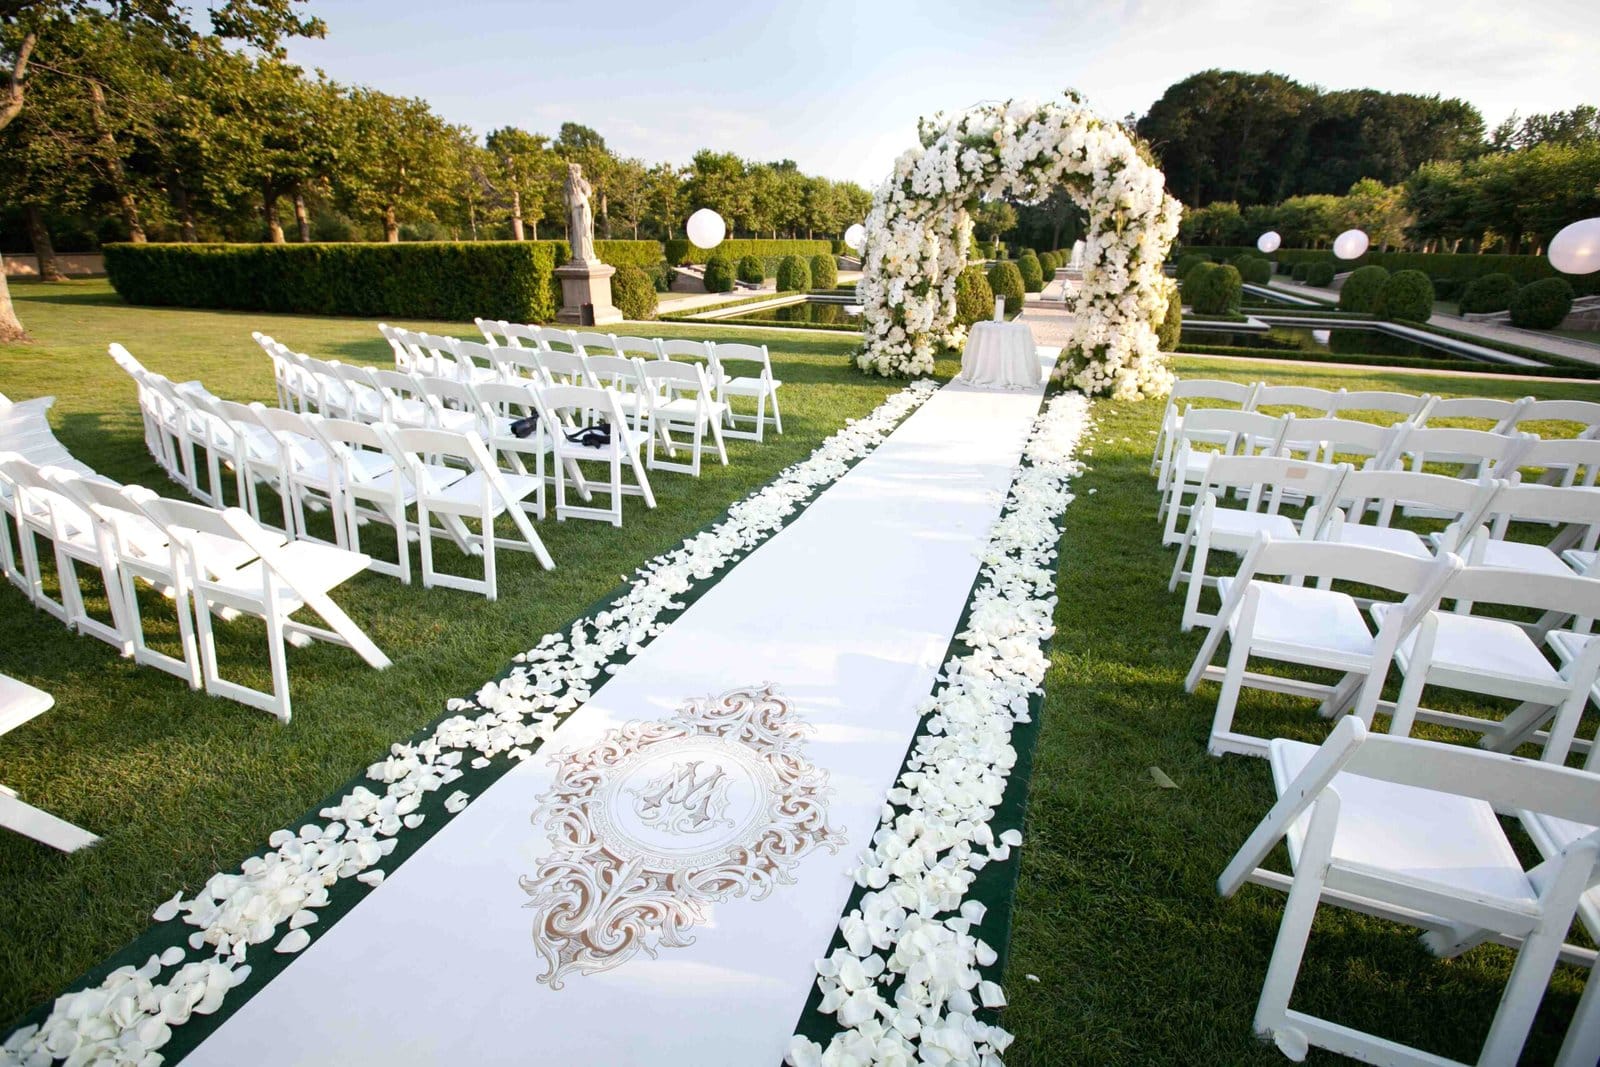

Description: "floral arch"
855 94 1183 399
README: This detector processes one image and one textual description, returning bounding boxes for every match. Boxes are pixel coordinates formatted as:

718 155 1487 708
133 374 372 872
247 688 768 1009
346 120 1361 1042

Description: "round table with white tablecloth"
957 320 1042 390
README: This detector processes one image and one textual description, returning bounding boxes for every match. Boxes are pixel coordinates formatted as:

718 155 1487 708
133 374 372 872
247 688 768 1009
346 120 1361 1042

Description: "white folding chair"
537 326 581 355
1150 378 1259 484
1383 424 1536 480
470 380 586 517
641 360 729 477
1274 416 1398 468
214 399 292 531
383 426 553 599
1458 483 1600 585
1160 409 1290 539
1513 808 1600 1067
135 494 389 721
536 349 597 389
487 342 544 384
443 337 500 385
496 321 545 350
0 673 99 852
0 456 89 624
324 361 387 422
1510 436 1600 490
585 354 654 435
414 374 487 434
1326 388 1434 422
1185 536 1461 757
34 468 138 653
1168 454 1347 631
612 335 665 361
1219 715 1600 1067
474 317 511 347
254 331 302 410
367 369 435 429
1377 567 1600 767
1246 384 1339 417
253 405 391 547
1416 394 1531 432
711 341 782 442
570 330 618 357
1504 398 1600 438
379 324 453 378
535 386 656 527
1321 469 1501 560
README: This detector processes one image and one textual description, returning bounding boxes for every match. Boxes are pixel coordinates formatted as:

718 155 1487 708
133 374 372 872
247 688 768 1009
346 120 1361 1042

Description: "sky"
277 0 1600 189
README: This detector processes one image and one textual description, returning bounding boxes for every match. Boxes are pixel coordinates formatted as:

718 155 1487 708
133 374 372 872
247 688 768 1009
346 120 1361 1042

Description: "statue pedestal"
554 261 623 325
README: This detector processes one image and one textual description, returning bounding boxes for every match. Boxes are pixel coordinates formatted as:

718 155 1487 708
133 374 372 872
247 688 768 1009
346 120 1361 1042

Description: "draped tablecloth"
958 321 1041 390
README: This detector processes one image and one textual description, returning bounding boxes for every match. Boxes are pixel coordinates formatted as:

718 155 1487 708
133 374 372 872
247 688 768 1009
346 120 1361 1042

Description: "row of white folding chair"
476 321 784 443
0 672 99 853
0 454 388 721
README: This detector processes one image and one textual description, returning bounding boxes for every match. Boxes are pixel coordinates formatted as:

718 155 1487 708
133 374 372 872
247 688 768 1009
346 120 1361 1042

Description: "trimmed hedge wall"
664 238 834 268
592 239 666 269
103 241 562 321
1178 245 1600 296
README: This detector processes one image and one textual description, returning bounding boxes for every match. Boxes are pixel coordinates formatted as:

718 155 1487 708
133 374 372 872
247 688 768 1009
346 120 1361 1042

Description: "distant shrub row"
1177 245 1600 297
665 238 834 270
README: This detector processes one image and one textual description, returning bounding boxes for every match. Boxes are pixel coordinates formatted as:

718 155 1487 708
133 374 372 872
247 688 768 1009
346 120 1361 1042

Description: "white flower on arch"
855 94 1182 400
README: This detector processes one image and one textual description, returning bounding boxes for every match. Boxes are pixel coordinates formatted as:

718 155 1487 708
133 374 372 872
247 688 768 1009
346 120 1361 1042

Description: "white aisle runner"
189 362 1054 1067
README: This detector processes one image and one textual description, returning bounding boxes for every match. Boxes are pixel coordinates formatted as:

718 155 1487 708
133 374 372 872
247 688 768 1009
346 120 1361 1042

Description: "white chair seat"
553 426 649 459
1270 738 1537 904
654 396 728 420
300 450 393 489
1479 539 1575 578
1218 577 1374 663
721 375 780 395
1330 524 1430 558
1379 605 1564 688
1207 510 1297 544
425 471 541 514
206 540 370 610
1563 549 1597 575
0 673 54 734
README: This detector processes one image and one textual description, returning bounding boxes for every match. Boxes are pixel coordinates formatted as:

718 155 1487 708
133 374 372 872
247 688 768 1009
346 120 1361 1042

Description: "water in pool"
715 299 861 326
1181 325 1468 360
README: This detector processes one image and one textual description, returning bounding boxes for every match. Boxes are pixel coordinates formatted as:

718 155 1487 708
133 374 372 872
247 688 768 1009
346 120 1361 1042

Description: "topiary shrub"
1508 277 1575 329
1039 251 1060 275
1373 269 1435 323
1155 277 1181 351
1338 265 1391 313
987 260 1025 315
1175 254 1206 279
703 254 735 293
1017 250 1044 293
1459 272 1519 315
810 253 838 290
1305 261 1336 287
611 265 658 321
1230 253 1272 286
736 255 765 285
1182 262 1242 316
1291 261 1310 282
775 255 811 292
954 265 996 327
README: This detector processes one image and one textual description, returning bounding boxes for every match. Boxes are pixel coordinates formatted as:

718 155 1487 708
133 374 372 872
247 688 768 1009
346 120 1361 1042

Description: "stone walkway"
1018 280 1076 348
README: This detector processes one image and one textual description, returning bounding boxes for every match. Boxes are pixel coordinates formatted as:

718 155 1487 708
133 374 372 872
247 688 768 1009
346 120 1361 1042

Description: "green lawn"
2 283 1597 1061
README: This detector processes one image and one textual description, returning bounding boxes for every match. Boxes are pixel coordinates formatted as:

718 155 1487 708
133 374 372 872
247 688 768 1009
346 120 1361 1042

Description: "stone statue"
565 163 597 264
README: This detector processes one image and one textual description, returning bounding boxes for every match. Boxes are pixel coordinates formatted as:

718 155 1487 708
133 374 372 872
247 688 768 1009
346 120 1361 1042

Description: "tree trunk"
599 191 609 238
24 204 65 281
171 183 199 241
88 81 145 242
530 218 538 240
632 221 638 239
293 191 311 242
384 204 399 243
468 201 478 241
0 265 26 342
510 188 525 240
262 181 285 243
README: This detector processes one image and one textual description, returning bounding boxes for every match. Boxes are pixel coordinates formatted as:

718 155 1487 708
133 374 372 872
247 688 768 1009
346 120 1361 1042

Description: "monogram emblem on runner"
519 684 842 989
627 760 733 834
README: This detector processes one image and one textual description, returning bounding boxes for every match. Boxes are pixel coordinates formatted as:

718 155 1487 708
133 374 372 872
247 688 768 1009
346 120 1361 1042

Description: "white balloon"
1256 231 1281 254
685 208 726 250
843 223 867 251
1333 229 1369 260
1548 217 1600 275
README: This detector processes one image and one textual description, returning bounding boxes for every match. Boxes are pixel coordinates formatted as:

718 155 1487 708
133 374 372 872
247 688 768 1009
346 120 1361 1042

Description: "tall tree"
484 126 552 240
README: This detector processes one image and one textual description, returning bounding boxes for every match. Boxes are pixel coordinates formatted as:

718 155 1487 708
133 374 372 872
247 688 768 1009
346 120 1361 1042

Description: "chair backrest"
1239 534 1461 598
135 495 250 579
250 404 326 465
108 342 149 379
474 317 509 347
1281 417 1399 462
1443 565 1600 622
415 375 482 423
306 414 396 479
1389 426 1535 473
471 380 542 424
570 331 616 357
612 335 664 361
586 355 647 395
496 322 544 349
377 323 419 369
51 473 167 557
1329 389 1432 420
712 342 771 376
1196 454 1346 520
1505 398 1600 436
1511 437 1600 489
448 338 498 379
537 326 579 354
535 384 627 431
1480 482 1600 530
537 350 596 388
384 425 493 492
1248 384 1338 415
1177 409 1288 457
1334 469 1500 530
1420 394 1530 430
657 338 714 365
641 359 712 397
1170 378 1258 407
487 344 544 383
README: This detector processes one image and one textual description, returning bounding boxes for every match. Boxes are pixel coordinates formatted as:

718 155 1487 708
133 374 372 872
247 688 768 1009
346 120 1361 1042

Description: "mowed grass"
0 278 954 1024
1003 356 1599 1064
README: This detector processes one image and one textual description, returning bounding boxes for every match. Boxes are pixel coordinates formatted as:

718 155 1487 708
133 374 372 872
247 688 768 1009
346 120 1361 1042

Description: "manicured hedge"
1229 253 1272 286
1305 261 1336 287
736 256 765 285
810 253 838 290
1459 273 1519 314
103 241 562 321
1509 277 1575 329
1338 265 1391 313
664 238 833 268
987 261 1025 315
1156 279 1181 351
955 265 995 327
775 255 812 292
1017 251 1044 293
703 255 735 293
592 240 666 269
1182 262 1242 315
1180 245 1600 296
611 265 658 321
1374 270 1434 322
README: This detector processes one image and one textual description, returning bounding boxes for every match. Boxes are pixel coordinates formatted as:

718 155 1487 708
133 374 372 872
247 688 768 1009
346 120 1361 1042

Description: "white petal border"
1 379 942 1067
788 392 1091 1067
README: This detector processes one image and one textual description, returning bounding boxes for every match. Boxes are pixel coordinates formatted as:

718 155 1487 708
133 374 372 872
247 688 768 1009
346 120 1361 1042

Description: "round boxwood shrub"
611 265 658 321
1291 261 1310 282
1155 278 1181 351
1508 277 1575 329
1338 265 1391 313
987 260 1025 315
1304 261 1336 287
1230 253 1272 286
810 253 838 290
1182 262 1242 316
775 254 811 292
1431 275 1462 302
954 265 996 327
1017 250 1044 293
703 254 735 293
735 255 764 286
1041 251 1062 275
1373 269 1435 322
1458 272 1519 315
1175 253 1206 279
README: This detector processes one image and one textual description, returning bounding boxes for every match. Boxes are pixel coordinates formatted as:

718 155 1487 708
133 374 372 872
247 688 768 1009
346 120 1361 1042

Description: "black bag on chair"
510 414 540 439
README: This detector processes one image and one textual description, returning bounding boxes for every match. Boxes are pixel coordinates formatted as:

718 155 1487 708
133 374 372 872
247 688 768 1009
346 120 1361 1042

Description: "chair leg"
629 447 656 510
0 789 99 852
709 411 728 465
769 388 782 434
264 605 293 723
1208 602 1258 756
1252 796 1339 1046
416 502 437 586
1555 961 1600 1067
